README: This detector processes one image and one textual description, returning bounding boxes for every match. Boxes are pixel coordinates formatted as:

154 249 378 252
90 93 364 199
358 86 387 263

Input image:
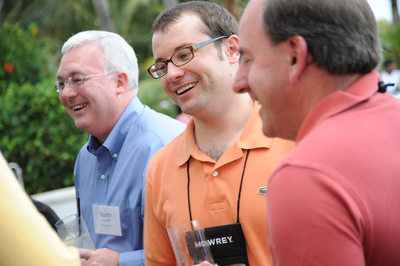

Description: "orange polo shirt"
144 104 294 265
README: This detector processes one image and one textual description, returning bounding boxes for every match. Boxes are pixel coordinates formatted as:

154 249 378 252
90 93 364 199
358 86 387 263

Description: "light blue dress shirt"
74 97 185 266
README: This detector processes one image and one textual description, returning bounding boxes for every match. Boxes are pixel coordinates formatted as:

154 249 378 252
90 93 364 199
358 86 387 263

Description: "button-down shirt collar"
87 96 144 159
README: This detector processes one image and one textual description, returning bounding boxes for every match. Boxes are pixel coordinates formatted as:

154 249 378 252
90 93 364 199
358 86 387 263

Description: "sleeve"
0 154 81 266
119 250 145 266
266 165 366 266
144 159 177 266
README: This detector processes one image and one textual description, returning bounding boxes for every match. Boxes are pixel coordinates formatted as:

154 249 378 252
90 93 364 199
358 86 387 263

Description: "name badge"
204 223 249 266
92 204 122 236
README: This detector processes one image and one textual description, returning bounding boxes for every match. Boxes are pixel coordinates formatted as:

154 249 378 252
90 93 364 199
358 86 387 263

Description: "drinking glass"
167 219 214 266
55 214 95 250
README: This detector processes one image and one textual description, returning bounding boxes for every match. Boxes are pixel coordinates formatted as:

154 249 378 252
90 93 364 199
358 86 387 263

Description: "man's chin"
74 120 89 132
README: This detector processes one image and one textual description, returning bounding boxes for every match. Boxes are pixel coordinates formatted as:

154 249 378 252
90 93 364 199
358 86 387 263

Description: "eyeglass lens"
148 47 194 79
55 74 85 92
148 36 227 79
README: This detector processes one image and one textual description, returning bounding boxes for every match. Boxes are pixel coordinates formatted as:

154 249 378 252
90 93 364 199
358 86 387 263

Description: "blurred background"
1 0 400 196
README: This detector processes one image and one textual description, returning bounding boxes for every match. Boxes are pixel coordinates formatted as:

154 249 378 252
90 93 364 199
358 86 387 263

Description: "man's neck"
193 95 254 161
301 67 362 115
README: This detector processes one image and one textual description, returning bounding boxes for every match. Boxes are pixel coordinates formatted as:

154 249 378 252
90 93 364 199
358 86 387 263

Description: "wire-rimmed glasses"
147 35 228 79
55 72 116 93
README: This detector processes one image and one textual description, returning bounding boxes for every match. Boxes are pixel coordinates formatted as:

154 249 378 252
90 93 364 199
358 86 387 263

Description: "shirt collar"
87 97 144 157
176 102 273 166
296 71 381 142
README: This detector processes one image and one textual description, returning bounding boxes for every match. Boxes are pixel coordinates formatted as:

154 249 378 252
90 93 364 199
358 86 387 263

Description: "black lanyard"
186 149 250 223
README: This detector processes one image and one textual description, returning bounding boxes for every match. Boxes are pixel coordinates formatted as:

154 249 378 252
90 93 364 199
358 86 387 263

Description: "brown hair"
152 1 238 39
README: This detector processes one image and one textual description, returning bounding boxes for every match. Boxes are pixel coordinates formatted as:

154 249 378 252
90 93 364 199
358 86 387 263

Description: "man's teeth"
177 82 197 95
72 103 88 111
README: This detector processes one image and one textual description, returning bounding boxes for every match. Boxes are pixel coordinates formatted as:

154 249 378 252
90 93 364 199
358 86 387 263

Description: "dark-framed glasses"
55 72 116 93
147 35 228 79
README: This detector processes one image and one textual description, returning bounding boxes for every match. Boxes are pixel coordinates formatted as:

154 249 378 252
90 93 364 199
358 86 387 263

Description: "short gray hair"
62 30 139 94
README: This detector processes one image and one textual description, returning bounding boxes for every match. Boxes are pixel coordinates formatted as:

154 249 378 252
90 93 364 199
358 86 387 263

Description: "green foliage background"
378 20 400 66
0 23 48 85
0 79 88 193
0 0 399 194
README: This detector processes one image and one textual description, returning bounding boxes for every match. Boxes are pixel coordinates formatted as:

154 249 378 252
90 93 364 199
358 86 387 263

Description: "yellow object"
0 153 80 266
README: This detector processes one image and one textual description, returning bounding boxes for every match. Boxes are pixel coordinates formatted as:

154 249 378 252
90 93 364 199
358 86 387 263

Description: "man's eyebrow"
56 71 83 80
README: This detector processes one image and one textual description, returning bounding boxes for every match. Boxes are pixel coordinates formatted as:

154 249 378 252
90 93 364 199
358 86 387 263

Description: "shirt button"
113 153 118 158
212 171 218 177
100 174 106 179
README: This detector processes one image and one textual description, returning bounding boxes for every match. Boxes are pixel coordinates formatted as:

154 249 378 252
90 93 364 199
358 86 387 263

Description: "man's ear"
224 35 240 64
116 72 129 94
285 35 309 84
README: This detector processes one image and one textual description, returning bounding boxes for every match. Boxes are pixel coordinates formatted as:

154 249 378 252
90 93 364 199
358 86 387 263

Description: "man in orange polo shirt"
143 2 294 265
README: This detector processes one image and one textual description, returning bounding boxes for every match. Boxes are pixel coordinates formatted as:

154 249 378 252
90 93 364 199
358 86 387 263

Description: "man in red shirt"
234 0 400 265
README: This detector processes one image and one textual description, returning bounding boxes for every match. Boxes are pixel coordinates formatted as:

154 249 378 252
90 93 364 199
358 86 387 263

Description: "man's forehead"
241 0 264 24
152 16 210 57
154 15 204 38
57 44 104 77
239 0 265 41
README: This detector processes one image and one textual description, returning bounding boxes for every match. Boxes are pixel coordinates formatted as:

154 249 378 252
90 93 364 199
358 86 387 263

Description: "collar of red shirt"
297 71 381 142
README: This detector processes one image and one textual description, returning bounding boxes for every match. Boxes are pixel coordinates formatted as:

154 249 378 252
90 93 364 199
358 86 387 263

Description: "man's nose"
166 63 185 82
232 67 250 94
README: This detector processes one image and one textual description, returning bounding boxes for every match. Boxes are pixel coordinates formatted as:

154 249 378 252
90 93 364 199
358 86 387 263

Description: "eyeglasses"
55 72 115 93
147 35 228 79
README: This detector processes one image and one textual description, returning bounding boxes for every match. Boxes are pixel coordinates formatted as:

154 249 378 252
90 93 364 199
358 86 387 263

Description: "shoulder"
75 140 91 161
132 106 186 144
147 133 185 168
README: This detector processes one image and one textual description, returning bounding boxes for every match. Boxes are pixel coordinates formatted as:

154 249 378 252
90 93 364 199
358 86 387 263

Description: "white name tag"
92 204 122 236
